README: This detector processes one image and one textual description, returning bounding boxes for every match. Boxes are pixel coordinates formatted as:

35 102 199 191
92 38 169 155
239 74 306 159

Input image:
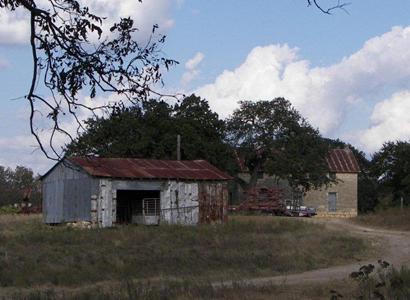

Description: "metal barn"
42 157 231 227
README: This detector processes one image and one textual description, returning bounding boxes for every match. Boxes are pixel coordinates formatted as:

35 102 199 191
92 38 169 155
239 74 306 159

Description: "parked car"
285 205 316 217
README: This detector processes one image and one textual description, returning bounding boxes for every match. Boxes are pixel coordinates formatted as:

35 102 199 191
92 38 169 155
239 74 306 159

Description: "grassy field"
354 207 410 231
5 269 410 300
3 278 357 300
0 214 375 299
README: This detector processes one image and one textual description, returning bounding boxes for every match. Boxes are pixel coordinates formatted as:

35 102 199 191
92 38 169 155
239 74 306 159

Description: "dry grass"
4 270 409 300
0 214 374 298
1 278 357 300
354 207 410 231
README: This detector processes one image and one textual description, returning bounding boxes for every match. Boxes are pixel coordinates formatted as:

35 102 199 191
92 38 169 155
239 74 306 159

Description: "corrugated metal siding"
42 162 98 223
62 179 93 222
43 179 64 223
199 182 228 224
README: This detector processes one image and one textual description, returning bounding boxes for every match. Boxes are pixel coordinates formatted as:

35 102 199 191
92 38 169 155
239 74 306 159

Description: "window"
328 192 337 212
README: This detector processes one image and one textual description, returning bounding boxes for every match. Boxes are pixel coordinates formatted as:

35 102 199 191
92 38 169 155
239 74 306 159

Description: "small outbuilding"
42 157 232 227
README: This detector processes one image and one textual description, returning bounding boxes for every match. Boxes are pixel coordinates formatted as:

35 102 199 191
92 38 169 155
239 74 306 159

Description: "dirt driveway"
215 218 410 287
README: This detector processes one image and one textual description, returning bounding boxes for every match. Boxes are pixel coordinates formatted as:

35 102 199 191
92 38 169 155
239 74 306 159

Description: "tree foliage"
0 0 177 159
226 98 331 191
0 0 350 161
66 94 236 172
372 141 410 207
0 165 41 207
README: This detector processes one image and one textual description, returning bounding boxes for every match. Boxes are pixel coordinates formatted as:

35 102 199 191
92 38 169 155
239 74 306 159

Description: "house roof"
65 157 233 181
234 148 360 174
326 148 360 173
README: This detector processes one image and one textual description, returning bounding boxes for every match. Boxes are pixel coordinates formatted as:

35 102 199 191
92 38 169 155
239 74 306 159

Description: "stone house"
232 148 360 217
304 148 360 217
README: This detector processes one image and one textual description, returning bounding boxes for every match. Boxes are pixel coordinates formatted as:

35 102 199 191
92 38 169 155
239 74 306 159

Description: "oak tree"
226 98 332 191
371 141 410 207
66 94 235 171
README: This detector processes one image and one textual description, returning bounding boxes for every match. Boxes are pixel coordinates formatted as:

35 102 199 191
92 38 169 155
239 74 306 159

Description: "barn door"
328 192 337 212
99 179 113 228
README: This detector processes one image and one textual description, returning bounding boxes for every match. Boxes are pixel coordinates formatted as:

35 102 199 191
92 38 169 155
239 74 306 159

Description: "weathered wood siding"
42 163 98 223
95 180 228 227
199 182 228 224
94 179 165 227
161 181 199 225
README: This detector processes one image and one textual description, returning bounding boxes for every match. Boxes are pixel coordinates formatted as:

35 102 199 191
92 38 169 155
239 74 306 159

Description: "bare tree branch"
307 0 351 14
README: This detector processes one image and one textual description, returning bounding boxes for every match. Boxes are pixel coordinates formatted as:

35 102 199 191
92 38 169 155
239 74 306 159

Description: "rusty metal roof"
67 157 232 181
326 149 360 173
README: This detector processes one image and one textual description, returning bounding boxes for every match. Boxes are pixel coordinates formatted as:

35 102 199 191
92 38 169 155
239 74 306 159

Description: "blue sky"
1 0 410 173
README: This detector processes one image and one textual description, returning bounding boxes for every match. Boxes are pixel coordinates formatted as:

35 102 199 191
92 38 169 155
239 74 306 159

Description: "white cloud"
196 26 410 152
348 91 410 153
88 0 175 41
185 52 205 70
0 134 53 174
0 8 29 44
181 52 204 86
0 0 175 45
0 92 116 174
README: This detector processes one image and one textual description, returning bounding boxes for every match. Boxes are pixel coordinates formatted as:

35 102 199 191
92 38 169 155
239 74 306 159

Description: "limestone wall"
304 173 358 218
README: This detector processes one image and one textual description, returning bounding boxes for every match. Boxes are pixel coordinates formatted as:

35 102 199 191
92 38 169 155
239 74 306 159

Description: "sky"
1 0 410 174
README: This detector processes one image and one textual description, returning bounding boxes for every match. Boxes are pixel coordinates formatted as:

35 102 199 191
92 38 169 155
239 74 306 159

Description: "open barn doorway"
116 190 160 225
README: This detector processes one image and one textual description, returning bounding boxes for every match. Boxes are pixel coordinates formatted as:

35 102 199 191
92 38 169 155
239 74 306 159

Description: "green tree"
0 165 41 207
226 98 331 191
372 141 410 207
66 95 236 172
173 95 235 171
66 99 174 158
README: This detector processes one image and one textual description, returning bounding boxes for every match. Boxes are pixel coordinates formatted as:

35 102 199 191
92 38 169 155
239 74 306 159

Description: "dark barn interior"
116 190 160 224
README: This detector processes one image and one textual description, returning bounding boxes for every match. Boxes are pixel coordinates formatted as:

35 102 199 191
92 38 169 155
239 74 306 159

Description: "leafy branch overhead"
1 0 178 159
1 0 349 160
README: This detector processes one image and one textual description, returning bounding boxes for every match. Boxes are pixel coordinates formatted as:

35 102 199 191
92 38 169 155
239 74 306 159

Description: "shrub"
332 261 410 299
0 205 19 215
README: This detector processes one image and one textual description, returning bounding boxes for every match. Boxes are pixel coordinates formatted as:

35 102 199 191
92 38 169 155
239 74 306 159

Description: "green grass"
0 205 19 215
0 215 372 291
355 207 410 231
